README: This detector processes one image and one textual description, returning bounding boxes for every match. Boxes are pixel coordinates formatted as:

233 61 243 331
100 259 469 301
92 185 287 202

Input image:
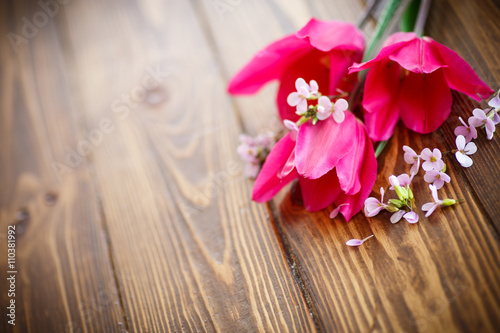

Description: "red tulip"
349 32 494 141
228 18 365 122
252 112 377 221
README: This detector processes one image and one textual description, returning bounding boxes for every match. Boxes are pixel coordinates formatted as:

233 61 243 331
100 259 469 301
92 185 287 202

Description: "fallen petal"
330 203 349 218
404 211 419 223
346 234 374 247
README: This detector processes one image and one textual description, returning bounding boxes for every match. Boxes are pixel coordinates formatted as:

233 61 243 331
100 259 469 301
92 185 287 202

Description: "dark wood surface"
1 0 499 332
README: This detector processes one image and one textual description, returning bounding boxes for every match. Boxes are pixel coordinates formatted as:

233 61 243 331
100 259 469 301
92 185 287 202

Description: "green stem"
414 0 432 37
363 0 402 62
374 140 389 158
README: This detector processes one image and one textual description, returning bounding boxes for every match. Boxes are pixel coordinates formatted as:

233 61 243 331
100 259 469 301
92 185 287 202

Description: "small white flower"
287 78 317 114
317 96 348 123
455 135 477 167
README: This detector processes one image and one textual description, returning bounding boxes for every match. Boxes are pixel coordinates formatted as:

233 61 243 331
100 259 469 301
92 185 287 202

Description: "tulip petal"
329 51 362 94
298 170 342 212
336 121 366 194
362 60 402 141
388 37 446 73
334 129 377 222
296 18 365 53
228 35 312 95
252 133 298 202
349 32 417 74
399 70 452 134
296 113 356 179
430 39 494 100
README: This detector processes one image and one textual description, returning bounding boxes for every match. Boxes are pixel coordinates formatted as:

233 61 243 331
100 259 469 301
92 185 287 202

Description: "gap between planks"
54 7 132 331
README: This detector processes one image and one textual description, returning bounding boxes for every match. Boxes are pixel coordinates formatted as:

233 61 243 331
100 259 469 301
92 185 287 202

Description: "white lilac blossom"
317 96 348 123
421 184 458 217
455 135 477 168
469 108 496 140
454 116 477 143
421 148 444 171
423 169 451 190
346 234 374 247
287 78 318 114
403 145 420 176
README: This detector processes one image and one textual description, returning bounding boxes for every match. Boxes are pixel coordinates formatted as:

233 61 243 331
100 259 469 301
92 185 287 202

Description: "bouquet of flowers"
228 0 498 235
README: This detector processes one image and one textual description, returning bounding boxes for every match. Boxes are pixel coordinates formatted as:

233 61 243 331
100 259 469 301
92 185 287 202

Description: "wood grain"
0 1 124 332
56 0 317 331
200 0 500 331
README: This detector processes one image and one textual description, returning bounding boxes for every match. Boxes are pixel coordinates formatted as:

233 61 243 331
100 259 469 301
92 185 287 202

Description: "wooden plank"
0 1 124 332
199 0 500 331
426 0 500 230
58 0 317 331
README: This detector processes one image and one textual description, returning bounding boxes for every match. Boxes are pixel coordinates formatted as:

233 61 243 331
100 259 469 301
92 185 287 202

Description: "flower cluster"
453 89 500 167
349 32 493 141
237 133 275 178
365 175 419 224
228 15 495 224
365 143 461 223
251 79 376 222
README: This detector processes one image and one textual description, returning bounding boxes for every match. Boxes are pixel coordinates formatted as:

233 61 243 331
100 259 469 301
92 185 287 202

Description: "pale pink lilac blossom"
364 187 388 217
423 169 451 190
389 174 411 190
488 89 500 124
454 116 477 143
237 133 275 178
455 135 477 168
403 145 421 176
421 148 444 171
421 184 442 217
469 108 496 140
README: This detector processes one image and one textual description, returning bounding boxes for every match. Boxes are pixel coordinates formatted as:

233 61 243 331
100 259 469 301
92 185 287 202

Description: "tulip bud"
389 199 404 208
442 199 457 206
386 204 399 213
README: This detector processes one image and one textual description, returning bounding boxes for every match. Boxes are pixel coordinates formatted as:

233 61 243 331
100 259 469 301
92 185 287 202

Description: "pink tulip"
252 112 377 222
349 32 493 141
228 18 365 122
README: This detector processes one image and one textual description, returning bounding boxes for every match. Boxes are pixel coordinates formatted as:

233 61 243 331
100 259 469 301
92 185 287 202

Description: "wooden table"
1 0 499 332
